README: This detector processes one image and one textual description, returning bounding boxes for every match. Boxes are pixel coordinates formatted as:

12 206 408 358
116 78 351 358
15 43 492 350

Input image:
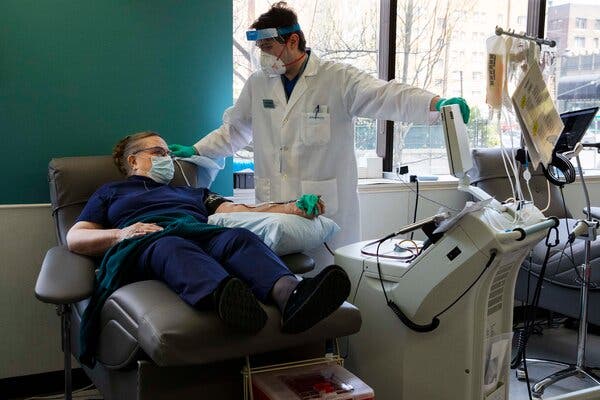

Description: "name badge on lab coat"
262 99 275 109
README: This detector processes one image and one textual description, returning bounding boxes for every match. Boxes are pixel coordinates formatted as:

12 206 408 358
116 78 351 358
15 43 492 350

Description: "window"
548 2 600 170
596 19 600 30
231 1 600 179
594 38 599 48
575 17 587 29
232 0 380 169
391 0 528 175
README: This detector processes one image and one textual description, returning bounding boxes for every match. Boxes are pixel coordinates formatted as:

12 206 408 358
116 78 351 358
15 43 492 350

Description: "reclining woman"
67 131 350 364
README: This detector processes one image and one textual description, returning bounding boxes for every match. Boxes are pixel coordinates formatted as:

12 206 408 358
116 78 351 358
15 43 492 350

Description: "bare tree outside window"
233 0 379 97
232 0 380 165
392 0 527 175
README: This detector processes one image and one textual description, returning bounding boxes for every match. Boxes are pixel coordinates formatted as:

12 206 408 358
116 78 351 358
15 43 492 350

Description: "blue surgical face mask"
147 156 174 184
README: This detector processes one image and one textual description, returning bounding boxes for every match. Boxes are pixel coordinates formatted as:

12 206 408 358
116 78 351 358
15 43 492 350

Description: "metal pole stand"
531 220 600 398
532 152 600 398
57 304 73 400
531 154 600 398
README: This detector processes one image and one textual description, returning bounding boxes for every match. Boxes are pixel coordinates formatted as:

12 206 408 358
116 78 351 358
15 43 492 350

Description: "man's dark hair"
250 2 306 51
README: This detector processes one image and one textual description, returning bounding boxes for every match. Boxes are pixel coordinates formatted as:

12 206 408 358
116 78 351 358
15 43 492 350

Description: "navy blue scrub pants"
136 227 293 307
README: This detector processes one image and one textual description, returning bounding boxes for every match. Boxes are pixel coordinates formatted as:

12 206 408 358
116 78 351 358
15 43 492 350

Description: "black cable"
522 334 534 400
432 250 497 319
410 179 419 240
511 226 560 371
324 242 335 256
542 153 576 186
513 187 597 291
375 239 439 332
513 226 559 400
559 186 589 286
519 252 535 400
393 172 460 212
375 235 497 333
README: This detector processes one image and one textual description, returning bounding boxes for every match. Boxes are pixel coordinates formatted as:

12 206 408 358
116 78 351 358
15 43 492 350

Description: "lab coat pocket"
301 111 331 146
255 177 271 202
301 178 338 216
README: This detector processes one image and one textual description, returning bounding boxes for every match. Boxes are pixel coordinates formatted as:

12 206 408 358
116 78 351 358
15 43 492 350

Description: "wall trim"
0 203 51 209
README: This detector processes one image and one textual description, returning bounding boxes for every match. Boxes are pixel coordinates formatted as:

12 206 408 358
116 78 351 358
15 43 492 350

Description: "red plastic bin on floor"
251 361 374 400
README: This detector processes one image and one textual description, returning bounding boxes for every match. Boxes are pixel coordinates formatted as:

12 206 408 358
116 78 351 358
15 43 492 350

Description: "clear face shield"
246 24 302 75
245 24 300 43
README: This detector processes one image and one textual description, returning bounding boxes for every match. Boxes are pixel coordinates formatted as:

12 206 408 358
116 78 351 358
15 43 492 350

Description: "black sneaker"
281 265 351 334
216 277 268 334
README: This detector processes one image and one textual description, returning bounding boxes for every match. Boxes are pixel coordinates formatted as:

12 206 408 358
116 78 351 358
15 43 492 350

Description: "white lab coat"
195 53 437 268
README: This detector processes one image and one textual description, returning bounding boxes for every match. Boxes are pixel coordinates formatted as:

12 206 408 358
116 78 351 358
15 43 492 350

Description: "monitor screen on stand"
554 107 599 155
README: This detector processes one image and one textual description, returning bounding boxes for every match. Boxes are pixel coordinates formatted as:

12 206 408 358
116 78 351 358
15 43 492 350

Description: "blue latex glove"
435 97 470 124
168 144 197 158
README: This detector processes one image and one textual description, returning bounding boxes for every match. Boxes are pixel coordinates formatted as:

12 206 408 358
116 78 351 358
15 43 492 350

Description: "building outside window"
547 2 600 170
391 0 527 175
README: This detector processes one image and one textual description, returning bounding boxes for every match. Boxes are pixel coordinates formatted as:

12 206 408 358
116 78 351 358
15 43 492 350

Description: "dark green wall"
0 0 233 203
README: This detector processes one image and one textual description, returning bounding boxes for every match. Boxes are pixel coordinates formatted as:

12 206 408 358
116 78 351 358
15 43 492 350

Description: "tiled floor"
13 322 600 399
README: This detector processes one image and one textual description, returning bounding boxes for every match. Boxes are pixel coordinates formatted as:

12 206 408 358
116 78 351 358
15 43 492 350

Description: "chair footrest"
97 280 361 367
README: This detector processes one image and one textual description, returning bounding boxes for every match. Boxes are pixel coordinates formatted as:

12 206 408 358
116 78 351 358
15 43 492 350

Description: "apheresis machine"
335 105 557 400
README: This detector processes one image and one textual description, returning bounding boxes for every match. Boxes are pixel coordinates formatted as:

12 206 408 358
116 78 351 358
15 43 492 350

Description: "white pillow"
207 212 340 256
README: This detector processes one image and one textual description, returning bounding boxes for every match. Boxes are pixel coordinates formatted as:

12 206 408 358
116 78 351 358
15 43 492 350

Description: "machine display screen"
553 107 599 154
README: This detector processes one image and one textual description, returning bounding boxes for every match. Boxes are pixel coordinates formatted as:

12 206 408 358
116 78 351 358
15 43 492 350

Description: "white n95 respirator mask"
260 52 287 76
148 156 174 184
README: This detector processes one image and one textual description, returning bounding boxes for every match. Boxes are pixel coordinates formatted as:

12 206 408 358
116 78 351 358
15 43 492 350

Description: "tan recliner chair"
34 156 362 400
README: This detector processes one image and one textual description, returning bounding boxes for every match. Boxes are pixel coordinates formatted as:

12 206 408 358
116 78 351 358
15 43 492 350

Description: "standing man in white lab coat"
170 2 470 268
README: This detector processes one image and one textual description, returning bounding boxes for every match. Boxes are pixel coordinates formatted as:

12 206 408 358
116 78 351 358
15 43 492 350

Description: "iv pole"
495 26 600 399
531 153 600 398
495 26 556 48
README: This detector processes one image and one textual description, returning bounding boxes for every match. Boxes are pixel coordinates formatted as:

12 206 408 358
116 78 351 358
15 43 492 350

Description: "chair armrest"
279 253 315 274
584 207 600 220
35 245 96 304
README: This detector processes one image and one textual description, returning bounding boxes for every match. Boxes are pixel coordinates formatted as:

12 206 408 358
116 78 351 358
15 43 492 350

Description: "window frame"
377 0 546 172
377 0 397 172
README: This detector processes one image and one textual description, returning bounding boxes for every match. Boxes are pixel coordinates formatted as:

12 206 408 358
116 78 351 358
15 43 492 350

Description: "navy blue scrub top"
281 50 311 101
77 175 229 228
